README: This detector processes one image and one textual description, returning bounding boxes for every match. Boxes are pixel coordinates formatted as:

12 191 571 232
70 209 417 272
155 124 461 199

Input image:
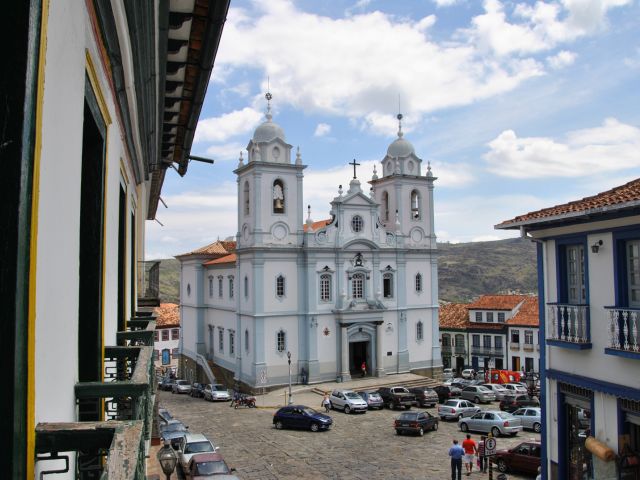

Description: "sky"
146 0 640 259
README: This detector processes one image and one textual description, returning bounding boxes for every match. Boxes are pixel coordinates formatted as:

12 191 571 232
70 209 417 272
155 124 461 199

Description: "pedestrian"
536 466 542 480
361 361 367 377
448 439 464 480
322 392 331 413
477 435 487 473
462 433 478 476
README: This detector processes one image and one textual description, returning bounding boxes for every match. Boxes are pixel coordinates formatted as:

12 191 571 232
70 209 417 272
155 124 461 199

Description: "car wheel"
310 423 320 432
458 414 463 420
533 422 541 433
418 427 424 437
432 422 438 431
491 426 501 437
474 396 480 404
275 421 284 430
405 405 411 410
344 405 351 414
171 390 175 394
396 429 402 435
387 401 394 410
497 459 508 473
460 422 469 432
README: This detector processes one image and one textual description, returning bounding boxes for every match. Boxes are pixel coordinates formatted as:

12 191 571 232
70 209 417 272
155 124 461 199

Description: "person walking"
449 439 464 480
477 435 487 473
462 433 478 476
322 392 331 413
361 361 367 377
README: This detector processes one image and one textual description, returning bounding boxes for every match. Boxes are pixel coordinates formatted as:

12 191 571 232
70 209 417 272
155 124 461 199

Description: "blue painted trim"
546 339 592 350
612 227 640 308
604 347 640 360
557 390 567 480
546 368 640 401
537 242 548 480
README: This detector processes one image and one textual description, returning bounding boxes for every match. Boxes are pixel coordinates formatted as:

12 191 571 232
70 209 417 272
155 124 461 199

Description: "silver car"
481 383 510 401
172 379 192 394
360 391 384 410
329 389 368 414
437 399 481 421
458 410 523 437
512 407 542 433
503 383 528 395
204 384 231 401
177 433 218 472
460 385 496 404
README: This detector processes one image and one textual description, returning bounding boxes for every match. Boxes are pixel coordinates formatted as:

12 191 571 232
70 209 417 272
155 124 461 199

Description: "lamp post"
156 440 177 480
524 370 539 398
287 351 292 405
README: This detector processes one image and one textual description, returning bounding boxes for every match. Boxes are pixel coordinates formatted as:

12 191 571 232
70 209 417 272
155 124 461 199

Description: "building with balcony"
154 303 181 374
506 296 540 373
1 1 230 478
439 303 471 373
497 178 640 480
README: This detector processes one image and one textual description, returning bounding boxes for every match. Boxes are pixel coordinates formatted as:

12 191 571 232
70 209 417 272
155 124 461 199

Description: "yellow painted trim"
119 160 129 331
27 0 51 476
85 49 112 126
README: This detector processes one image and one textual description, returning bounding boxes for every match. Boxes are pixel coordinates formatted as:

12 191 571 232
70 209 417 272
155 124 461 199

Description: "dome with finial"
253 91 286 143
386 113 415 158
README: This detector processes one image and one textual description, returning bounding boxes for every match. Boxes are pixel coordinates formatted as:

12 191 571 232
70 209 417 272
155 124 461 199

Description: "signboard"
259 369 268 385
487 359 495 369
485 437 497 456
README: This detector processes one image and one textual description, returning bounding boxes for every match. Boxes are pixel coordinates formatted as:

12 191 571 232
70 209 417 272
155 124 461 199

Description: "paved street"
157 389 539 480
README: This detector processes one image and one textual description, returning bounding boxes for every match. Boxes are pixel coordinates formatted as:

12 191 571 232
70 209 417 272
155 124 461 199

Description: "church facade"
178 101 441 389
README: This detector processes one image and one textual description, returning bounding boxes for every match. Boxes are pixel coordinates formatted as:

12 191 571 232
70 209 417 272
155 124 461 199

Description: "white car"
177 433 218 472
481 383 510 401
443 368 454 380
461 368 475 379
329 389 368 414
512 407 542 433
503 383 528 395
204 384 231 401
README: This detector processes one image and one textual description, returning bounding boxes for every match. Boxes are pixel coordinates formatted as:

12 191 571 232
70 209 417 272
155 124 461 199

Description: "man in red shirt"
462 434 478 476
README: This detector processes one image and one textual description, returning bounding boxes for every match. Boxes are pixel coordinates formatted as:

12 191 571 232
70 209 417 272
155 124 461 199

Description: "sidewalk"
146 442 179 479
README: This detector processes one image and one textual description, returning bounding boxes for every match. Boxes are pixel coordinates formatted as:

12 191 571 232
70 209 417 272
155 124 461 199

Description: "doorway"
456 356 465 375
350 341 371 376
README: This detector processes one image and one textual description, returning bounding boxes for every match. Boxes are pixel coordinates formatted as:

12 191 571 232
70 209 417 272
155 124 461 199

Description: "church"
178 95 442 389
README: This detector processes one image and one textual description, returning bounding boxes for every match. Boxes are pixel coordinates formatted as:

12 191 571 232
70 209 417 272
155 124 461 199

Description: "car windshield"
478 386 491 392
398 412 417 420
184 441 214 454
160 423 185 433
496 412 515 420
302 407 320 415
345 392 361 399
212 385 226 391
194 460 229 475
444 401 458 407
367 392 380 399
177 380 189 386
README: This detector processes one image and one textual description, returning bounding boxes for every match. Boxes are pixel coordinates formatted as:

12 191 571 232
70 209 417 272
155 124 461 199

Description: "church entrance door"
349 341 371 376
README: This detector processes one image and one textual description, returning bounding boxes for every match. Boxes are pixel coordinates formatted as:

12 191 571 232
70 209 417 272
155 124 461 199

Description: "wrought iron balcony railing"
441 345 466 355
523 343 535 352
470 346 504 356
605 307 640 355
547 303 591 346
441 345 452 354
510 342 520 351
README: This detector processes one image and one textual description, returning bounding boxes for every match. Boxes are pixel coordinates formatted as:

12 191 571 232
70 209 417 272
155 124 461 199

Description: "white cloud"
194 107 263 143
204 142 247 162
547 50 577 69
624 47 640 69
484 118 640 178
432 0 462 7
345 0 371 16
314 123 332 137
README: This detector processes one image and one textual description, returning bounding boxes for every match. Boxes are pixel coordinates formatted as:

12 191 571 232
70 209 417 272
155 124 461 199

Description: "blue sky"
147 0 640 259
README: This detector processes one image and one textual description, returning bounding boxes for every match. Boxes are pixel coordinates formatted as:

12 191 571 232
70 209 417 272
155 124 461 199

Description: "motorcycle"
232 393 256 409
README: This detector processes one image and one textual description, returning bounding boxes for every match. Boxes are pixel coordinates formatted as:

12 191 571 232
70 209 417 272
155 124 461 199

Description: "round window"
351 215 364 233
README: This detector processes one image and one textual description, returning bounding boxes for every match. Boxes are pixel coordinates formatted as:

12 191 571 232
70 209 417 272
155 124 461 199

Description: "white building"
2 1 229 477
154 303 181 373
497 178 640 480
179 106 441 389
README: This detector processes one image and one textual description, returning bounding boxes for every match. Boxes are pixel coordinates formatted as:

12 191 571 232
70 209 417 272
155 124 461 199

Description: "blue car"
273 405 333 432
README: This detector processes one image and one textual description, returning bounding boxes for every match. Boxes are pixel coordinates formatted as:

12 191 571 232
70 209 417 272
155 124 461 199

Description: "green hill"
157 237 537 304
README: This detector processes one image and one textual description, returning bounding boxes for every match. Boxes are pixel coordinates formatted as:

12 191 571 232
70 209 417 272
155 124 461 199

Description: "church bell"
275 198 283 210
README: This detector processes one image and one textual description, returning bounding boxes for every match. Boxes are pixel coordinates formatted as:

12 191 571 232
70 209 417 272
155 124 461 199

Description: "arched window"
382 191 389 221
276 275 285 298
411 190 421 219
244 276 249 298
208 276 213 297
416 321 424 341
228 276 234 299
383 273 394 298
320 274 332 302
352 273 365 299
441 334 451 347
243 181 250 215
245 329 249 352
276 330 286 353
273 179 285 214
415 273 423 292
218 276 223 297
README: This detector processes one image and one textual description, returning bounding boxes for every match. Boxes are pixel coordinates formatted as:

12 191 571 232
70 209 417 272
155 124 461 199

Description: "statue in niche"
253 146 261 162
354 252 364 267
273 181 285 213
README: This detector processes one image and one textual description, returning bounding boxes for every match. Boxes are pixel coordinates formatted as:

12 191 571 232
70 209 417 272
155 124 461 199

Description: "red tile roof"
439 303 470 329
496 177 640 228
467 295 526 311
203 253 237 266
178 240 236 257
154 303 180 328
304 219 332 232
508 296 539 327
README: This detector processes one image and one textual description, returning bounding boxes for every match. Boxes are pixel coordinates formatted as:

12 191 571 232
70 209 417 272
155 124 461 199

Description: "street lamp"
287 351 292 405
156 440 177 480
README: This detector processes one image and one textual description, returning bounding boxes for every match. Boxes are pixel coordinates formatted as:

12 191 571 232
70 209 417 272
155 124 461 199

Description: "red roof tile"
507 296 539 327
304 219 332 232
467 295 527 311
154 303 180 328
178 240 236 257
497 178 640 228
204 253 237 266
439 303 470 329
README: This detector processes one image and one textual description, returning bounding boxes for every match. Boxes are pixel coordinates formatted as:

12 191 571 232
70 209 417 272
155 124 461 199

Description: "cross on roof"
350 159 360 179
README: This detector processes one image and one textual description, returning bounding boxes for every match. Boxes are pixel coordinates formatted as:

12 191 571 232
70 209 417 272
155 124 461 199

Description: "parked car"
378 386 416 410
158 407 173 423
273 405 333 432
433 385 454 403
491 441 542 475
409 387 439 407
461 368 475 379
160 420 189 449
190 382 205 398
458 410 523 437
185 452 239 479
500 395 540 413
329 390 368 414
159 378 176 391
512 407 542 433
443 368 454 380
360 391 384 410
437 399 481 421
460 385 496 404
502 383 528 395
204 384 231 402
172 379 192 394
450 380 472 390
481 383 510 401
394 411 439 436
177 433 219 473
